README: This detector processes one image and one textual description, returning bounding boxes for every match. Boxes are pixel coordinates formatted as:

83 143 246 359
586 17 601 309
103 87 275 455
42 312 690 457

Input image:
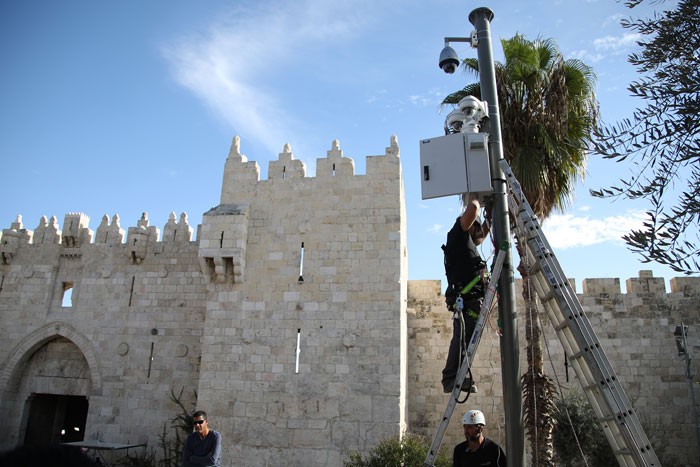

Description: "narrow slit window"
332 163 336 176
220 231 224 248
298 242 305 282
61 282 74 308
128 276 136 307
283 166 286 179
295 329 301 374
0 275 4 294
148 342 155 378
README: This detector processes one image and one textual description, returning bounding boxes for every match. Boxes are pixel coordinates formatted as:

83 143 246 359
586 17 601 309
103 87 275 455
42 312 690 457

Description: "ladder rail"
531 242 655 465
511 189 656 462
501 159 661 467
423 245 507 467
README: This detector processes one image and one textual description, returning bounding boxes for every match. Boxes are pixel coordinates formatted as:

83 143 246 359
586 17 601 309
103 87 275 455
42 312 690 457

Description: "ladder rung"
580 380 600 392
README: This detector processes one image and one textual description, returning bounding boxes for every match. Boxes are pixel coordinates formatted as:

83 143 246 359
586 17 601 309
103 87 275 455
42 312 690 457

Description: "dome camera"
445 109 465 133
458 96 481 116
439 45 460 74
459 96 487 119
456 96 488 132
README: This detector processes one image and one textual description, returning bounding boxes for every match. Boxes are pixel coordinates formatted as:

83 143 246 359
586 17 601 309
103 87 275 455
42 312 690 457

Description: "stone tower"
196 136 408 465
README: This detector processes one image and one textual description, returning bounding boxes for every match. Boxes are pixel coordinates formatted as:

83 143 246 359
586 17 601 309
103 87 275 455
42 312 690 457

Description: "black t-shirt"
453 438 507 467
444 217 485 291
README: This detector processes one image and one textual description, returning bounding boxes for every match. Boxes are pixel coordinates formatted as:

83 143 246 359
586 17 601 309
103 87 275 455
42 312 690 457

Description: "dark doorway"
23 394 88 446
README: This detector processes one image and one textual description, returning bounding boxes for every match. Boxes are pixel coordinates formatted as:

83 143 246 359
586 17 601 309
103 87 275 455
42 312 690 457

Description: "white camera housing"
444 97 488 134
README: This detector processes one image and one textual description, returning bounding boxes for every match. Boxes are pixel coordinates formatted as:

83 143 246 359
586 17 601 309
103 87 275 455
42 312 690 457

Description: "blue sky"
0 0 683 292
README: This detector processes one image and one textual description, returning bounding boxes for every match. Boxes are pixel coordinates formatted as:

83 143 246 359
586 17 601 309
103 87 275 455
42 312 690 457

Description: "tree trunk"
519 250 556 466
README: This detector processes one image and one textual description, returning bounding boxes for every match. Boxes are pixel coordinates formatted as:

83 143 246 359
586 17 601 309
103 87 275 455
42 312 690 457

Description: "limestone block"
33 215 61 244
95 214 125 245
627 270 667 295
670 276 700 296
162 212 193 243
126 213 159 264
1 215 33 264
582 277 621 295
61 212 93 247
199 203 249 284
268 144 306 179
316 140 355 178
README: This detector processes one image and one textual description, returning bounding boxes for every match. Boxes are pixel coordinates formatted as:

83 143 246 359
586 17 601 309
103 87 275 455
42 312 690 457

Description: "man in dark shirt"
453 409 506 467
441 193 490 393
182 410 221 467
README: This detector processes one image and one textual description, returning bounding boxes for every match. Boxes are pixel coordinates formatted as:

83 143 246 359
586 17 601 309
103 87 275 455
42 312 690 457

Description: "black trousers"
441 298 482 391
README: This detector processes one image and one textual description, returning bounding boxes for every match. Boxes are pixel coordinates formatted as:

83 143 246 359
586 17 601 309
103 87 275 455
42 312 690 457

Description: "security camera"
457 96 488 132
445 109 465 134
458 96 482 116
439 45 460 74
440 59 458 74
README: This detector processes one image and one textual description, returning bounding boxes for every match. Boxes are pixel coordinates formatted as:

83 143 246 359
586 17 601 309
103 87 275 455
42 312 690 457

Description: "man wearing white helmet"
453 409 506 466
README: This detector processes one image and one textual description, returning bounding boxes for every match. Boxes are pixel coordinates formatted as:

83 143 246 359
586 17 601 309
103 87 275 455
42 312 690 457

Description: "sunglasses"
193 420 206 425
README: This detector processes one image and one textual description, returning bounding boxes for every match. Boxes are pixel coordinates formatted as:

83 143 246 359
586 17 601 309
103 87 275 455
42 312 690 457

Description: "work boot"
442 377 477 394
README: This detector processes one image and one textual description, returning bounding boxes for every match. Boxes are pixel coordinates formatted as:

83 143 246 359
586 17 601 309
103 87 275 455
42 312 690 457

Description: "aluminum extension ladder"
500 158 661 467
423 242 508 467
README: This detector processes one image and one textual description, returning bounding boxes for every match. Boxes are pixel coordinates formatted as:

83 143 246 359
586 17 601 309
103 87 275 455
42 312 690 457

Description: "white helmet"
462 410 486 426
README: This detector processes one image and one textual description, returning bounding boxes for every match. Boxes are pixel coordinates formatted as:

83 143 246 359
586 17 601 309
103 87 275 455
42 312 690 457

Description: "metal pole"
468 8 524 465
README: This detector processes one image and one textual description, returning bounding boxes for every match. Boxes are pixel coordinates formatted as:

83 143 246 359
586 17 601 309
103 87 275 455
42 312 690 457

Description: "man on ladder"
441 192 491 393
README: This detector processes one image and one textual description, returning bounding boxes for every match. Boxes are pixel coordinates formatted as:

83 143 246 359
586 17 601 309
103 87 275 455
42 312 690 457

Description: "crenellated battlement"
407 271 700 306
577 270 700 296
0 135 402 268
0 211 191 247
220 135 401 203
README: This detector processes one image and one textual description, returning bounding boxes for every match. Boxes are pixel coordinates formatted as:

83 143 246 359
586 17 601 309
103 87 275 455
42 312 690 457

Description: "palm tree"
442 34 598 466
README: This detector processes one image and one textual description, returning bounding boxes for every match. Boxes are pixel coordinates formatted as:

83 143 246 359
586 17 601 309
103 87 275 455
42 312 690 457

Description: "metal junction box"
419 132 493 200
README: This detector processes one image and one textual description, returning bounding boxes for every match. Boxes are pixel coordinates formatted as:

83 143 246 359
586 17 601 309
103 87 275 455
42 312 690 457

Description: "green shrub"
344 434 451 467
552 390 616 467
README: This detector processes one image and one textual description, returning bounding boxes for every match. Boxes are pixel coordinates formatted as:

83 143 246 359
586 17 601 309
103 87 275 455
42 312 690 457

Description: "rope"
455 307 472 405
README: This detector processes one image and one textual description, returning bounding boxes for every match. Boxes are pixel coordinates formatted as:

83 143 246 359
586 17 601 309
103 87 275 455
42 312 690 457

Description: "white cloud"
160 0 374 156
569 49 605 64
570 31 640 64
408 88 444 107
428 223 443 234
541 210 645 249
603 13 625 27
593 33 642 52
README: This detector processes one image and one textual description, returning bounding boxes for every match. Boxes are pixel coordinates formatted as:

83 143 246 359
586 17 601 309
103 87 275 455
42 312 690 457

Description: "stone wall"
406 272 700 466
0 211 204 450
0 136 407 467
